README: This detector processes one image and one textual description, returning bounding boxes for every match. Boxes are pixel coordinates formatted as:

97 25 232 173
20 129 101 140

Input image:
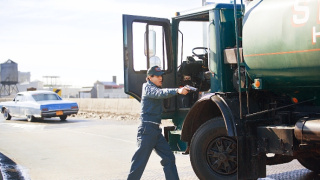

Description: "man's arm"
145 86 190 99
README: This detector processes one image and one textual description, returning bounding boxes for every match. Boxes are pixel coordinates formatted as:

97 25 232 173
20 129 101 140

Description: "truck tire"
190 117 237 180
297 154 320 173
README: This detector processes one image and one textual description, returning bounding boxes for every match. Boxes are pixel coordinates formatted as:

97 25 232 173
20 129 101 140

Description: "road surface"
0 116 319 180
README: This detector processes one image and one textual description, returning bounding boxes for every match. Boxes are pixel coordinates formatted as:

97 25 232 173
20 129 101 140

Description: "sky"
0 0 232 88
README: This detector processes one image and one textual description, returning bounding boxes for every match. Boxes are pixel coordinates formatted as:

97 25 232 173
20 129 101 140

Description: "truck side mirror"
149 56 161 68
144 30 156 57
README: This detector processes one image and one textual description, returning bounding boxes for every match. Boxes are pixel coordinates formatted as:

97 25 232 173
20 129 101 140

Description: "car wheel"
190 117 237 180
59 115 67 121
27 115 35 122
3 108 11 120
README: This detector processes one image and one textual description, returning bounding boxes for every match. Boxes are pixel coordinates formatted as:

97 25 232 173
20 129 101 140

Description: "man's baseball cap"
147 66 165 76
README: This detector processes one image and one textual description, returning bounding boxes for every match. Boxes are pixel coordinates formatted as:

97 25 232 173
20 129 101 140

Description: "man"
127 66 190 180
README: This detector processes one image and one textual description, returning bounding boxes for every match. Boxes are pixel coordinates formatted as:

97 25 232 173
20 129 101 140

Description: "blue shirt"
140 80 178 124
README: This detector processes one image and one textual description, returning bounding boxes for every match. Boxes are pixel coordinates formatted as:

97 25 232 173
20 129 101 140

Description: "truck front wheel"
190 117 237 180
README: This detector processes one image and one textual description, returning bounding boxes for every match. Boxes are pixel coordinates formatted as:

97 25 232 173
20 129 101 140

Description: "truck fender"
181 93 237 143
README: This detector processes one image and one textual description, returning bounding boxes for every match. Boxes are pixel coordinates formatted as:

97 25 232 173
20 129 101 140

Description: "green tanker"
243 0 320 100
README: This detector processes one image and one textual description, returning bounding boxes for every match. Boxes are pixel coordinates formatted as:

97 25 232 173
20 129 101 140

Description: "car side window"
15 94 23 102
20 95 25 102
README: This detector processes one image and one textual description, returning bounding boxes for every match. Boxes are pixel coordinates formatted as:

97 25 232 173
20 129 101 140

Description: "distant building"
77 76 127 98
79 87 92 98
17 80 44 92
91 80 128 98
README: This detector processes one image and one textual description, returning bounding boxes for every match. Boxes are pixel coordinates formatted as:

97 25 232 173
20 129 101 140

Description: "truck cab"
123 2 242 141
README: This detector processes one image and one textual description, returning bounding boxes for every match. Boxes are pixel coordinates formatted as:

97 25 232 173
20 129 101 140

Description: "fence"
67 98 140 115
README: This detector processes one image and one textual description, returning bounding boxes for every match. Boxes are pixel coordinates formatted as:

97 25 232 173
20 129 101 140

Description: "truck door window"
176 20 211 100
132 22 168 71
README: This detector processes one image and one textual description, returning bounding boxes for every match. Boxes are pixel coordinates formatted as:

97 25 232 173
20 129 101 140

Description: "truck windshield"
32 94 61 101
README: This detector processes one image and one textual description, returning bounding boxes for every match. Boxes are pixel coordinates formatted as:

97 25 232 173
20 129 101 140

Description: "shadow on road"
0 152 27 180
266 169 320 180
5 118 91 124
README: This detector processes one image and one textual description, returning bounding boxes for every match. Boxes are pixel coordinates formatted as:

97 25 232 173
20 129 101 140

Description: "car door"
11 94 23 116
18 94 30 117
123 14 176 113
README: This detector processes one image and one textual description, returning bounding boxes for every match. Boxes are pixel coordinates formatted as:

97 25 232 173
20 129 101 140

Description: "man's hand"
177 86 190 95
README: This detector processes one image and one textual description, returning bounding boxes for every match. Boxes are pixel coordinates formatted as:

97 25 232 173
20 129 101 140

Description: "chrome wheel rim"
206 137 237 175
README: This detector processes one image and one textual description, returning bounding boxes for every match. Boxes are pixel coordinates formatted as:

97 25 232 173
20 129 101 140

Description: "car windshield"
32 94 61 101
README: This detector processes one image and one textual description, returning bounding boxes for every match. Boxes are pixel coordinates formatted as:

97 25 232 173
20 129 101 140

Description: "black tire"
59 115 67 121
3 108 11 120
27 115 35 122
298 153 320 173
190 117 237 180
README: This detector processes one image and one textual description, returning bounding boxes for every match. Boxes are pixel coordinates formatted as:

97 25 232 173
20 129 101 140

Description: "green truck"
123 0 320 179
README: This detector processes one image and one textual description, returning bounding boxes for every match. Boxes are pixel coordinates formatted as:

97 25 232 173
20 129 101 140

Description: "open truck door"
123 15 176 112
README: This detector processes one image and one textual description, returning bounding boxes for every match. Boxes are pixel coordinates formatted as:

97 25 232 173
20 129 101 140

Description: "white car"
0 91 79 122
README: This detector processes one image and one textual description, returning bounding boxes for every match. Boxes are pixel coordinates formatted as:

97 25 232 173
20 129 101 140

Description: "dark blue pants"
127 122 179 180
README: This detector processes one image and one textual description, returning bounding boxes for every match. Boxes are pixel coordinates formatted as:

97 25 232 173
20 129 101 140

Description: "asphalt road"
0 116 319 180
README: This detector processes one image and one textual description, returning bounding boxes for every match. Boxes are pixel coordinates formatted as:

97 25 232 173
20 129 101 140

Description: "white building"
91 81 128 98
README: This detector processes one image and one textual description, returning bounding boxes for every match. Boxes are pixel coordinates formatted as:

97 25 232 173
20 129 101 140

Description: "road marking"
66 130 136 144
1 123 46 131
